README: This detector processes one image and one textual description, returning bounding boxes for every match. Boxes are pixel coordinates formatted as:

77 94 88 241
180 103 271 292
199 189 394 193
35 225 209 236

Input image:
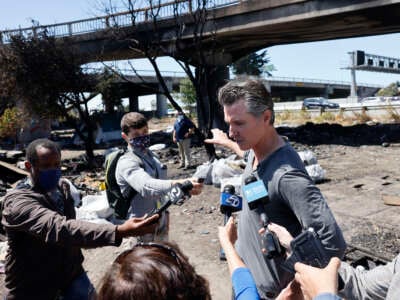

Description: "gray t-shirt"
236 141 346 299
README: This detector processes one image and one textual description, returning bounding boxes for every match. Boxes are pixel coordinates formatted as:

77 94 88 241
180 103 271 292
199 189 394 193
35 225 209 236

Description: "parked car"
302 97 340 109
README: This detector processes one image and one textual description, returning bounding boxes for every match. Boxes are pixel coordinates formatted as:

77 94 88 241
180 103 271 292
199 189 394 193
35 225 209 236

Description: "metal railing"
264 76 383 88
85 67 187 78
0 0 242 44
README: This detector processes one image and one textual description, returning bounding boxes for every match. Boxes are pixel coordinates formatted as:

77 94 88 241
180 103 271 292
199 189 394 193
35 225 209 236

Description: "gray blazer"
339 254 400 300
116 148 172 218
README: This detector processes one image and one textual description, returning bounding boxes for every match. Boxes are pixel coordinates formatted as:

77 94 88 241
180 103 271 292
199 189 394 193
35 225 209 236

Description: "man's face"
27 146 61 186
224 100 266 151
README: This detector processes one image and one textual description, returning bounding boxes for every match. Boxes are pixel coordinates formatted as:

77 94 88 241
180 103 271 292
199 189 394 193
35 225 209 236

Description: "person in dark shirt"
2 138 159 300
173 111 195 169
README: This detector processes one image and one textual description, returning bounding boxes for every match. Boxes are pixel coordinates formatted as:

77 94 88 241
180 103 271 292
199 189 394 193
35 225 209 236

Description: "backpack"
104 149 138 219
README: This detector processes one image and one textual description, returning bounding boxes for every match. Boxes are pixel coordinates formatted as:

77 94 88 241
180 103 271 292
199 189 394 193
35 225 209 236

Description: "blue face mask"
38 169 62 191
129 135 150 150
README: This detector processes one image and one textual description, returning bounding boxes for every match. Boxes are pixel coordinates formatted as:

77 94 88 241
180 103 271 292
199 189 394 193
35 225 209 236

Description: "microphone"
220 185 242 224
149 181 193 217
243 175 282 259
219 184 242 260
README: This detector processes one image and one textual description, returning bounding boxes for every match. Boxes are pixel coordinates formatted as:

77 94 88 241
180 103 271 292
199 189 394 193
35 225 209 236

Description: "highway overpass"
2 1 400 64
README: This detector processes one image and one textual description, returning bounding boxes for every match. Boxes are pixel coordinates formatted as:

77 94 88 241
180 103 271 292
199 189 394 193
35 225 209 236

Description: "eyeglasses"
136 242 183 269
116 242 184 271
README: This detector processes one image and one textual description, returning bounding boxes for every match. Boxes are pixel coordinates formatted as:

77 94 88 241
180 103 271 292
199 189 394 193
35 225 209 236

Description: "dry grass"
275 107 399 127
385 105 400 122
149 107 399 131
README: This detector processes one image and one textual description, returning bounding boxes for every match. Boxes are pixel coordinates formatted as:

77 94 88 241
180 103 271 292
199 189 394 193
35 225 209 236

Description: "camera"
281 228 330 273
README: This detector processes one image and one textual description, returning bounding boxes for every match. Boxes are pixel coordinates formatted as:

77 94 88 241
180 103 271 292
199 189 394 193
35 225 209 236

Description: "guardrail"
264 76 383 89
85 67 187 78
0 0 242 44
275 101 400 112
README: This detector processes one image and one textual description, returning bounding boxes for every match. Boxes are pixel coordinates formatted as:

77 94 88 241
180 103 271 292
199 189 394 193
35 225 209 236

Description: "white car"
360 97 384 106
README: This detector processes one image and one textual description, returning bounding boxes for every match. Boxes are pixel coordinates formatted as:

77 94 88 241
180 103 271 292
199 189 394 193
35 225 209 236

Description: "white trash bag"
193 162 213 185
77 191 114 221
306 164 326 183
298 150 318 166
211 157 244 188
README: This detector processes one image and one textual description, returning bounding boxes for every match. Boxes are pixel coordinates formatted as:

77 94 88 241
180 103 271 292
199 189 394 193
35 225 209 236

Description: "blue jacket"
173 115 194 141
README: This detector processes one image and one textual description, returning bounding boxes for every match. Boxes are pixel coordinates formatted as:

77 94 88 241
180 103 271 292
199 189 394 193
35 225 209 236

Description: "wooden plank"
382 193 400 206
0 160 29 176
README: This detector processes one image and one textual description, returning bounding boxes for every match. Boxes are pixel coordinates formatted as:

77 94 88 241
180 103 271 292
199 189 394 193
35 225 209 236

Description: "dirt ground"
1 122 400 299
82 141 400 300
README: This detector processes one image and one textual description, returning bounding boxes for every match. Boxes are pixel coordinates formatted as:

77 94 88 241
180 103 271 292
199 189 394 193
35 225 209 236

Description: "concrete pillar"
129 95 139 112
156 80 172 118
349 52 358 98
324 85 333 98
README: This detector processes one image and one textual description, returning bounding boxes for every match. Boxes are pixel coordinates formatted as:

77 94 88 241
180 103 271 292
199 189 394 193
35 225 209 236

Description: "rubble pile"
278 122 400 146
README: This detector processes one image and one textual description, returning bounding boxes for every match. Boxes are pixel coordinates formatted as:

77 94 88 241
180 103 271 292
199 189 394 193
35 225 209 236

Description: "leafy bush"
0 107 26 140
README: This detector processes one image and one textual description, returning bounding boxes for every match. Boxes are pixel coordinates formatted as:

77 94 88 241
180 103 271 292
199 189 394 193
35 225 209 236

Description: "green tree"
376 82 400 97
0 32 98 165
178 78 197 115
103 0 219 160
231 50 275 77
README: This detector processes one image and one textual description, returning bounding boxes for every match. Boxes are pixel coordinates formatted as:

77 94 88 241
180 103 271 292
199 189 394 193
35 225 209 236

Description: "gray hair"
218 78 274 124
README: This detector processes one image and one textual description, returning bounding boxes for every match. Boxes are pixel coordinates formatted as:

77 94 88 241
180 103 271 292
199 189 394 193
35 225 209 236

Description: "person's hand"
187 178 203 196
264 223 294 251
204 128 232 148
116 214 159 239
218 216 237 250
173 178 203 196
173 137 177 143
294 257 341 299
276 280 305 300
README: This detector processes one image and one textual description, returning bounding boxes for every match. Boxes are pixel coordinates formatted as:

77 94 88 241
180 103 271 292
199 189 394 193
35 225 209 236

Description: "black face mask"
129 135 150 150
35 168 62 191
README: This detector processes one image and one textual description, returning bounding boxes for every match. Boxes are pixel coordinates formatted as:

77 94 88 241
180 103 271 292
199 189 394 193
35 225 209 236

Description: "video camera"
149 181 193 217
281 228 330 273
243 174 282 259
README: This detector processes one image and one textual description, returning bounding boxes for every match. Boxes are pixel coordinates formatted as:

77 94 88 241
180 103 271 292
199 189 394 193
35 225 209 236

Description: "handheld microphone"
220 185 242 224
149 181 193 217
219 184 242 260
243 174 282 259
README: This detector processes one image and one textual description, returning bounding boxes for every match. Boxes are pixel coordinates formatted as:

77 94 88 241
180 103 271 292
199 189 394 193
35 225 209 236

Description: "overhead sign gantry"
347 51 400 98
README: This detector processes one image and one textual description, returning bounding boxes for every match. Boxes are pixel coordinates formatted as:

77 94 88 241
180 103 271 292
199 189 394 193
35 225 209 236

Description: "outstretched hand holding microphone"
219 184 242 260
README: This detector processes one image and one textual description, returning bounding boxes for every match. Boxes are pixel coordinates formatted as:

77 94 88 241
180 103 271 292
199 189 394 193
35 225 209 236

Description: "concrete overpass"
85 69 185 116
86 69 382 114
1 0 399 127
2 1 400 65
264 76 382 101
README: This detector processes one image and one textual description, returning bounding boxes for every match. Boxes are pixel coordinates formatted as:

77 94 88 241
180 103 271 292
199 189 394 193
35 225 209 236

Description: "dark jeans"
62 272 95 300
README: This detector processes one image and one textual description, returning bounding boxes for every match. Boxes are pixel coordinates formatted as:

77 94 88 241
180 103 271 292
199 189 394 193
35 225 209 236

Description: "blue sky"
1 0 400 87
